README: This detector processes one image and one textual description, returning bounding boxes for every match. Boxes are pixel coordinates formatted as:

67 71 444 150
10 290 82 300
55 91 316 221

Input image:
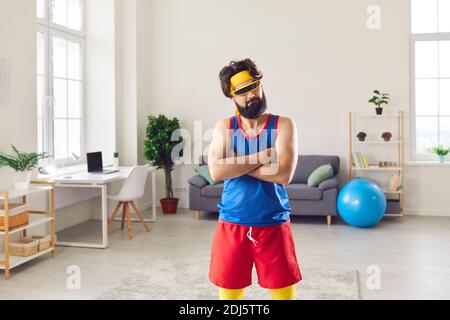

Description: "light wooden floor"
1 208 449 300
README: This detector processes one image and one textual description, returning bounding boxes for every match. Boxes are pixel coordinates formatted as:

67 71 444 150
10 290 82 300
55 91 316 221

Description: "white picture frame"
0 59 10 104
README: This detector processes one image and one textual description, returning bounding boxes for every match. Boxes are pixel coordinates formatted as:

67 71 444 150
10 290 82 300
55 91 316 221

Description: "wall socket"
174 186 188 193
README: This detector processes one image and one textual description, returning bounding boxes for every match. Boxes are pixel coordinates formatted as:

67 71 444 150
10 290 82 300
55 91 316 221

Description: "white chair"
108 165 150 239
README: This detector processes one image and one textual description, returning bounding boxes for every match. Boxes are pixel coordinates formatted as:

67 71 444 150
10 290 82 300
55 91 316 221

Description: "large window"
37 0 84 162
411 0 450 161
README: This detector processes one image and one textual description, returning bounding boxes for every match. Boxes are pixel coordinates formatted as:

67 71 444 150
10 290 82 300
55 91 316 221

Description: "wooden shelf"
384 213 403 217
349 111 405 221
0 216 53 235
0 186 52 200
0 203 28 215
352 167 403 171
381 189 403 194
0 248 53 270
352 113 401 118
352 140 402 144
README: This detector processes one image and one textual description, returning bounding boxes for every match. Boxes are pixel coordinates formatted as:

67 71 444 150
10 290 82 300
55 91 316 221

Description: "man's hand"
266 147 278 163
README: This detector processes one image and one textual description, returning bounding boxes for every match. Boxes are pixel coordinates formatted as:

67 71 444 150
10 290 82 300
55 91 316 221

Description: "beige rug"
98 258 360 300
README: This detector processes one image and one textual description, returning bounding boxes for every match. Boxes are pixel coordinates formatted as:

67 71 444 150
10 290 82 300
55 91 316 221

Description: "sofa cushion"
285 184 323 201
318 177 339 191
201 184 224 198
188 175 208 189
292 155 340 183
308 164 334 187
195 165 223 185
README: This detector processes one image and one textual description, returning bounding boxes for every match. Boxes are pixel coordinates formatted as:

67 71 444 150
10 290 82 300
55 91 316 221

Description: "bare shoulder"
214 118 230 131
277 116 297 131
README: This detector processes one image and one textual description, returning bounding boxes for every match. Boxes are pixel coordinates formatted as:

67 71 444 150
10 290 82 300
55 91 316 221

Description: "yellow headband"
230 70 254 116
230 70 254 93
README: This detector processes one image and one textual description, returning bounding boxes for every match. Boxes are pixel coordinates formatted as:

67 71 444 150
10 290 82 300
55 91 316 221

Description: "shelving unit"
349 111 405 221
0 181 56 280
352 167 403 171
352 141 402 145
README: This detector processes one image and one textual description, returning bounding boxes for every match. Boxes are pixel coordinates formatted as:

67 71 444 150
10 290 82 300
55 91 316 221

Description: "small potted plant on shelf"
382 132 392 142
368 90 390 115
428 145 450 164
0 145 47 190
144 114 184 214
357 132 367 142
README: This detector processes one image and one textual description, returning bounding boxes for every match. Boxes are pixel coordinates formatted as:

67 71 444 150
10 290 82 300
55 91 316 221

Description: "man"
208 58 302 300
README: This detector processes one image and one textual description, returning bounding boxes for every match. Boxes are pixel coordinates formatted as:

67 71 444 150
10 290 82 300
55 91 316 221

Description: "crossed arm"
208 117 298 185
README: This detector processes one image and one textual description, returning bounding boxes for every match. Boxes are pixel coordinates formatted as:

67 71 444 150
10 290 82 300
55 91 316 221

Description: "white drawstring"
247 227 259 246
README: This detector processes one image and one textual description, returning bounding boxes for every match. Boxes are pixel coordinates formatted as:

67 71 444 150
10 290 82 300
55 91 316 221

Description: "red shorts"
209 220 302 290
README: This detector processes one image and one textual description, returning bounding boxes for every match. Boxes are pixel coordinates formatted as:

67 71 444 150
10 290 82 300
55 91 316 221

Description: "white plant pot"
113 158 119 169
13 170 32 190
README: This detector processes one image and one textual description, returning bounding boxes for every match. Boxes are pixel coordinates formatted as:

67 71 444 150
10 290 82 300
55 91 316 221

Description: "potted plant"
382 132 392 142
113 152 119 169
428 145 450 164
144 114 184 214
0 145 47 190
369 90 390 115
357 132 367 142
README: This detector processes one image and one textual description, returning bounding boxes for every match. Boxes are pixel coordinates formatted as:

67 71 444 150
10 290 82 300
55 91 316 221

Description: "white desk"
37 166 157 249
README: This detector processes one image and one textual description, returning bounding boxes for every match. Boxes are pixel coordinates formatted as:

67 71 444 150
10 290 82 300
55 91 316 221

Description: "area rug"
97 258 360 300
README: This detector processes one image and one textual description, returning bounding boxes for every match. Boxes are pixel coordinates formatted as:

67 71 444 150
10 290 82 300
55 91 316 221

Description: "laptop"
87 152 120 174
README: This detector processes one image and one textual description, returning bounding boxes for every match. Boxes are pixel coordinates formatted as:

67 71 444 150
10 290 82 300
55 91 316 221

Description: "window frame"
37 0 86 166
37 25 49 157
410 0 450 162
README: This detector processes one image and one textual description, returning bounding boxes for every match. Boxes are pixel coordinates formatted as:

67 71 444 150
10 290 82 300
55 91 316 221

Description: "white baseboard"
404 208 450 217
139 201 153 212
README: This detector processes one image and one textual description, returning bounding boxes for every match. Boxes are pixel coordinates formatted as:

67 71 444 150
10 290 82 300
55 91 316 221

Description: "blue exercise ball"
337 178 387 228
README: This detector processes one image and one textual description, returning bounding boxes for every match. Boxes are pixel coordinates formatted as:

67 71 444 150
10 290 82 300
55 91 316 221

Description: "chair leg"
121 203 126 230
327 215 332 226
125 202 133 239
108 202 122 231
195 210 201 220
130 201 150 232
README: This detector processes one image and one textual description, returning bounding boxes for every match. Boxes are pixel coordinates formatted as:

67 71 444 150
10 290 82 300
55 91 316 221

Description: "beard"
236 92 267 120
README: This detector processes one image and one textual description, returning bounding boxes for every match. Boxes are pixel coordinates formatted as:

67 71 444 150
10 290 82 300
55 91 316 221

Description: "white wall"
85 0 116 166
112 0 155 210
137 0 450 216
115 0 138 167
136 0 153 167
0 0 37 184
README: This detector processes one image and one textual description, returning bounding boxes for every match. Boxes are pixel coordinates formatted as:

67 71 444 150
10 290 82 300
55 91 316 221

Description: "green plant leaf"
0 145 46 172
144 114 183 198
429 145 450 156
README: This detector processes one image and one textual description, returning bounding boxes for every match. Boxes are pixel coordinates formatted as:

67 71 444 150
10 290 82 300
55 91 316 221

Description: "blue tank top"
217 113 291 226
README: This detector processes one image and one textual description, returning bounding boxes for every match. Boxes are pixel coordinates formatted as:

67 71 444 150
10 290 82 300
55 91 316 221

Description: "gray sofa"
188 155 340 225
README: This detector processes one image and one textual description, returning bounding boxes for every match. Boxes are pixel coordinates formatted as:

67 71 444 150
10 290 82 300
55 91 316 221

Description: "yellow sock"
269 285 296 300
219 287 245 300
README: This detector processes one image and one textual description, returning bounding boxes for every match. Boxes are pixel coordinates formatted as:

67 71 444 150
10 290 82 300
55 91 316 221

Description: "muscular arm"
208 119 275 181
247 117 299 185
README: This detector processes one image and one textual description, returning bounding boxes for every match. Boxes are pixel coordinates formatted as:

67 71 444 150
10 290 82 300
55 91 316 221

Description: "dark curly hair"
219 58 263 98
